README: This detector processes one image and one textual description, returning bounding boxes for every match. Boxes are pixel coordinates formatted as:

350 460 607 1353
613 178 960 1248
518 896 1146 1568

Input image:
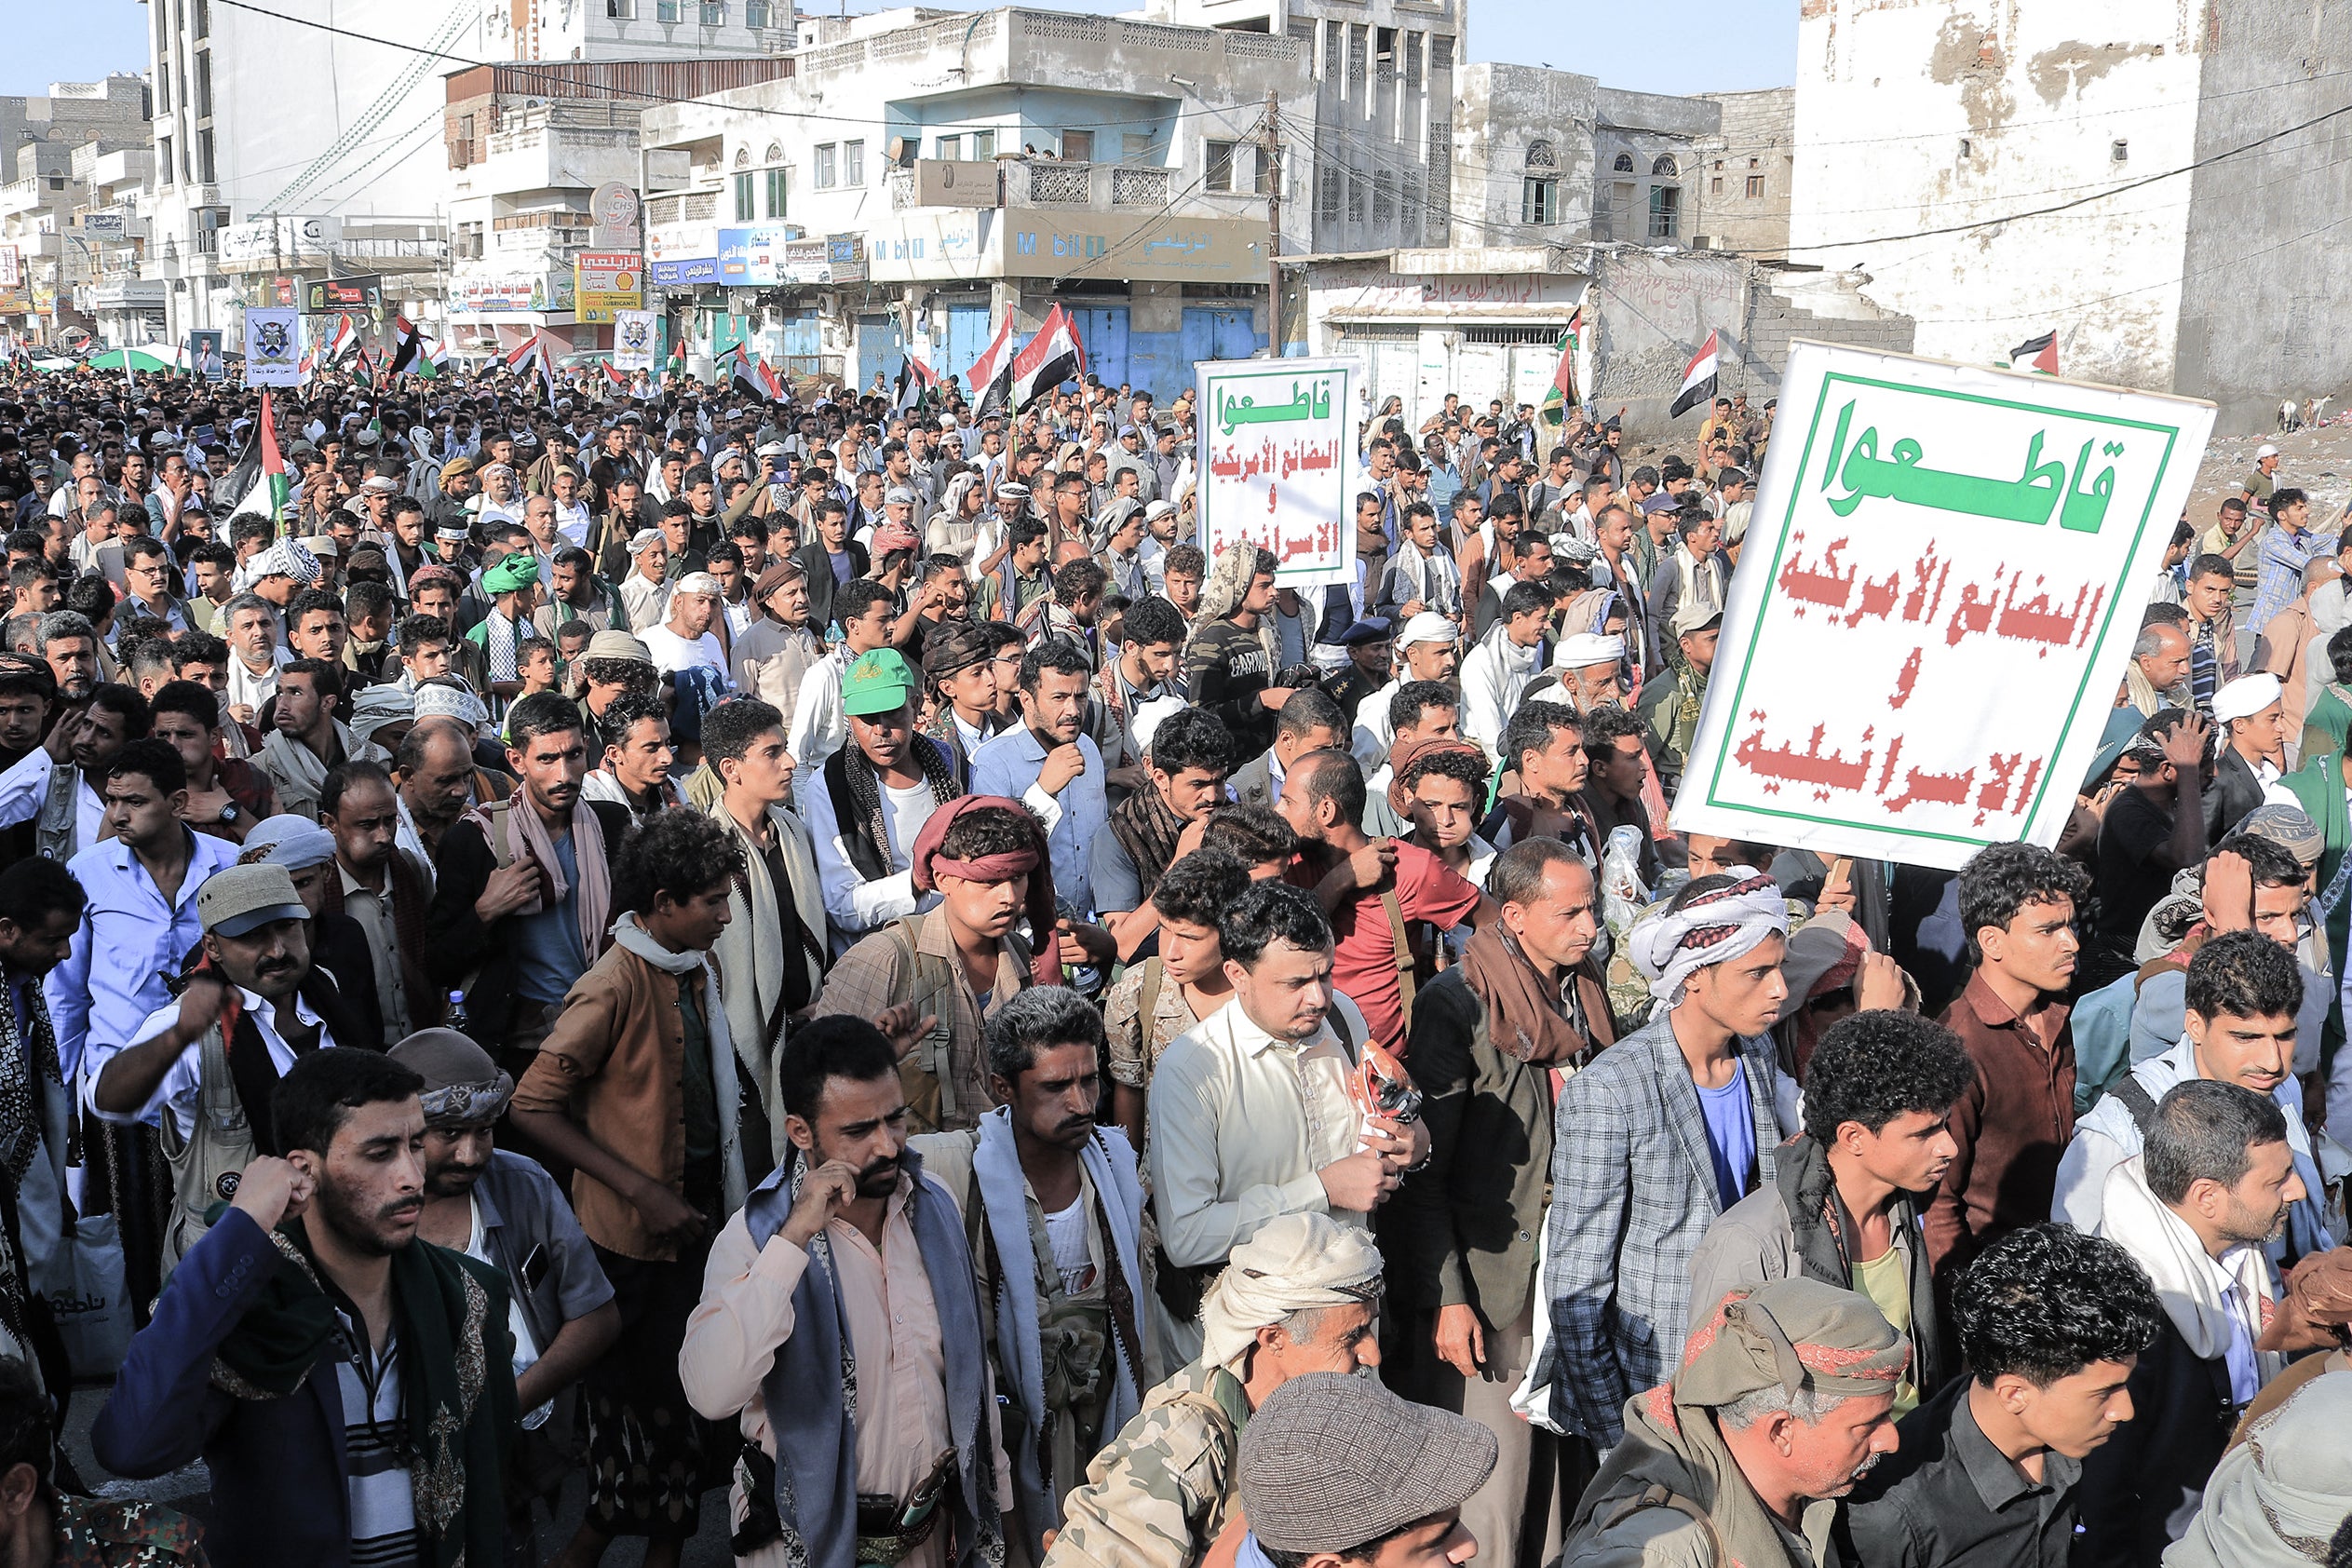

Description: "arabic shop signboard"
1004 214 1260 284
1195 357 1356 590
1672 341 2215 872
574 251 643 324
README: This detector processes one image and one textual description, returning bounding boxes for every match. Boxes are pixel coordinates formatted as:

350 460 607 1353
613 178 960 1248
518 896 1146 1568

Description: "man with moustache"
92 1048 519 1568
88 860 371 1269
912 988 1155 1558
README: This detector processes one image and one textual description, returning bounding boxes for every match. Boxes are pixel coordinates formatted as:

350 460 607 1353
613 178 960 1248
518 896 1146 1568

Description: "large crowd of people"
0 359 2344 1568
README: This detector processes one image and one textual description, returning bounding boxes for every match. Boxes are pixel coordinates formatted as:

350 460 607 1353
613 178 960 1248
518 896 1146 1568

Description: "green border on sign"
1703 371 2184 849
1196 361 1354 584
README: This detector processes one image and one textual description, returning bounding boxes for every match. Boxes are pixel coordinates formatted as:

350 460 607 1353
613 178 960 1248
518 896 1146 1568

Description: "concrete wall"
1695 86 1792 257
1452 64 1595 248
2173 0 2352 434
1789 0 2204 391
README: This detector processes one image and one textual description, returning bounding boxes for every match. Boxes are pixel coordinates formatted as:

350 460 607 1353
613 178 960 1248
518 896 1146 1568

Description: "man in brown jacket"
1392 838 1611 1568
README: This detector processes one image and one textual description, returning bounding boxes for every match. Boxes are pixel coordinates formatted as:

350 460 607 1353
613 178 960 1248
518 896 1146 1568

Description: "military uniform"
1040 1359 1251 1568
1323 664 1385 728
53 1496 209 1568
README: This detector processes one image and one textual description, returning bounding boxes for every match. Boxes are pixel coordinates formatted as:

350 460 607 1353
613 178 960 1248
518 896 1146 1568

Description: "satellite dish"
889 137 913 167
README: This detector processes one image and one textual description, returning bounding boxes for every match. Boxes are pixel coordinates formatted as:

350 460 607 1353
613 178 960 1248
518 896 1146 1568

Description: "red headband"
910 794 1062 986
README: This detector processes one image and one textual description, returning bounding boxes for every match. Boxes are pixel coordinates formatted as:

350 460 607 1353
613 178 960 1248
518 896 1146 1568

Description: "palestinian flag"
419 338 448 378
894 354 939 411
1011 304 1086 413
389 315 422 376
2010 331 2059 375
229 389 292 524
1542 305 1583 426
1668 329 1719 419
966 315 1017 416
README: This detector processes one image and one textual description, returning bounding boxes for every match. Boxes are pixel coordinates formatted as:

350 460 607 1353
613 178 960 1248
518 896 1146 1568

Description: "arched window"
764 141 784 163
1613 152 1634 173
1526 139 1558 170
1652 154 1678 178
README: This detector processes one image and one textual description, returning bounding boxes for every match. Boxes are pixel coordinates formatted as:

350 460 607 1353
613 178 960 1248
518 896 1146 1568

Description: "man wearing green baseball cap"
465 549 547 707
801 645 966 955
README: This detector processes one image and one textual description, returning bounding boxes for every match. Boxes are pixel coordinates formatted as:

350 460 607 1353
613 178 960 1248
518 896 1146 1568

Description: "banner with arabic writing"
1672 341 2215 872
1196 357 1358 589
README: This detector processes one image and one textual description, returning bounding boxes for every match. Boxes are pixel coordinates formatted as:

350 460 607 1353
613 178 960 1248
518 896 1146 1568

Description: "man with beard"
93 1048 519 1568
255 660 387 823
88 846 375 1264
425 693 629 1088
389 716 504 883
0 678 143 863
33 613 95 707
1095 710 1235 963
1349 613 1461 773
1390 840 1611 1568
509 808 753 1568
1490 700 1600 869
319 761 438 1047
731 560 826 721
1559 1277 1907 1568
0 859 86 1411
681 1012 1010 1568
2077 1082 2303 1563
582 690 683 821
2100 614 2195 751
1688 1010 1972 1419
393 1028 620 1551
911 988 1155 1558
0 656 53 775
973 641 1111 922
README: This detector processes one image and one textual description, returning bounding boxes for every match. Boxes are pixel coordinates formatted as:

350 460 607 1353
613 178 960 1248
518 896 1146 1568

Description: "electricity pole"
1263 88 1281 354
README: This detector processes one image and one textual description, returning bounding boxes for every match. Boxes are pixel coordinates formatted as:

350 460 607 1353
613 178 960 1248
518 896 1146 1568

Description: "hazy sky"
8 1 1797 105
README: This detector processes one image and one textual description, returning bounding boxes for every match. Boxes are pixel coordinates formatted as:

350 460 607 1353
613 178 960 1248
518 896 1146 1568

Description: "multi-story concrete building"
1789 0 2351 431
638 6 1305 397
142 0 795 347
0 78 151 348
1694 87 1792 258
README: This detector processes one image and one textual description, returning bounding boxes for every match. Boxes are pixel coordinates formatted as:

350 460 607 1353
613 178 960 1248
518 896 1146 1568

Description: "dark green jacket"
2278 750 2348 1075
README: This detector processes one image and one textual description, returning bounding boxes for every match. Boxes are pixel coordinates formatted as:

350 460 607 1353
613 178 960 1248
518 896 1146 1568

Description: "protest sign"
1671 340 2215 871
1195 357 1356 589
243 306 304 387
613 309 657 372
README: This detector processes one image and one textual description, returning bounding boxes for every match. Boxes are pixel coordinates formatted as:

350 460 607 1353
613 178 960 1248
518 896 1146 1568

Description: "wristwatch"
219 802 239 824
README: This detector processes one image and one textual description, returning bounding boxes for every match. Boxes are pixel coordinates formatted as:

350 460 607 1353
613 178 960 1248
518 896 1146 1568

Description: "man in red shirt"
1277 747 1495 1052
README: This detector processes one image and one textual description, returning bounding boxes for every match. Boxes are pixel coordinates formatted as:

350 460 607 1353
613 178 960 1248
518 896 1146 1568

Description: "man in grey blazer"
1539 871 1799 1448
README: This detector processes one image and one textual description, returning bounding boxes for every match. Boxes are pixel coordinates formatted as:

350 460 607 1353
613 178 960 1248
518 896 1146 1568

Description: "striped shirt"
332 1308 419 1568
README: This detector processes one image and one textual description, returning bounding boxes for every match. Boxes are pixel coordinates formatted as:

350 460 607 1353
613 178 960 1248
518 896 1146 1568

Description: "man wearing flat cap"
1205 1369 1494 1568
1046 1214 1386 1568
1636 601 1719 793
1561 1277 1907 1568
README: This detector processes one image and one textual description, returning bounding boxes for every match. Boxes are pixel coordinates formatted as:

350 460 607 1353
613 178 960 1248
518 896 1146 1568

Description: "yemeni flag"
505 331 560 403
1011 304 1086 412
966 315 1017 416
229 389 292 524
2010 331 2060 375
894 354 939 411
720 343 776 402
602 359 629 391
389 315 422 376
1542 305 1583 426
322 313 360 367
1668 329 1720 419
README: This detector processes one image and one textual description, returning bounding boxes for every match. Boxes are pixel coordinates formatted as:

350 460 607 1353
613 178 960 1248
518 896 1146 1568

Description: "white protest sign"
1196 357 1356 589
243 306 304 387
1672 341 2214 871
612 309 657 372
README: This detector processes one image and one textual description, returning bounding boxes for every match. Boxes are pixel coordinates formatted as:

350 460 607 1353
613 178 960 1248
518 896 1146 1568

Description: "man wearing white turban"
1043 1212 1384 1568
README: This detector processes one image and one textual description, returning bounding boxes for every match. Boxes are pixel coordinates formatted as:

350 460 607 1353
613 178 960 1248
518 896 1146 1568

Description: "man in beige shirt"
733 559 827 722
682 1014 1012 1568
1145 881 1424 1363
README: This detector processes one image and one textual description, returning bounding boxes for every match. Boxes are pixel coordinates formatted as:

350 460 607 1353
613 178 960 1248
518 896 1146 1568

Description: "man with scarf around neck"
94 1048 519 1568
1558 1277 1906 1568
1182 546 1291 766
1042 1214 1383 1568
803 648 967 954
423 692 629 1088
255 660 388 823
393 1029 622 1561
925 620 1014 786
1839 1224 2159 1568
681 1014 1013 1568
1096 710 1236 965
1088 594 1187 806
2079 1081 2303 1564
816 797 1094 1136
1541 873 1798 1451
0 861 84 1414
1458 580 1554 764
1386 840 1608 1568
1211 1371 1493 1568
1686 1009 1970 1423
581 688 684 821
910 987 1158 1559
508 810 756 1568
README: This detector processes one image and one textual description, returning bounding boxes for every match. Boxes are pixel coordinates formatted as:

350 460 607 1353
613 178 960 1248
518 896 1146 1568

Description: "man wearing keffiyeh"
1560 1277 1907 1568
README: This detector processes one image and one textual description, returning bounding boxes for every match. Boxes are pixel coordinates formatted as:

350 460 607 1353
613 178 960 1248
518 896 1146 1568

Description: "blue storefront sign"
649 257 720 287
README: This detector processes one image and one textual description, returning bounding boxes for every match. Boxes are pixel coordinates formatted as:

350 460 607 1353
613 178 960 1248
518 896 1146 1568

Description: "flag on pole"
505 331 560 403
602 359 629 390
230 389 292 524
1668 329 1720 419
322 313 360 367
893 355 939 411
418 338 448 378
2010 331 2060 376
1541 305 1583 426
389 315 422 376
966 316 1017 416
1010 304 1087 413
